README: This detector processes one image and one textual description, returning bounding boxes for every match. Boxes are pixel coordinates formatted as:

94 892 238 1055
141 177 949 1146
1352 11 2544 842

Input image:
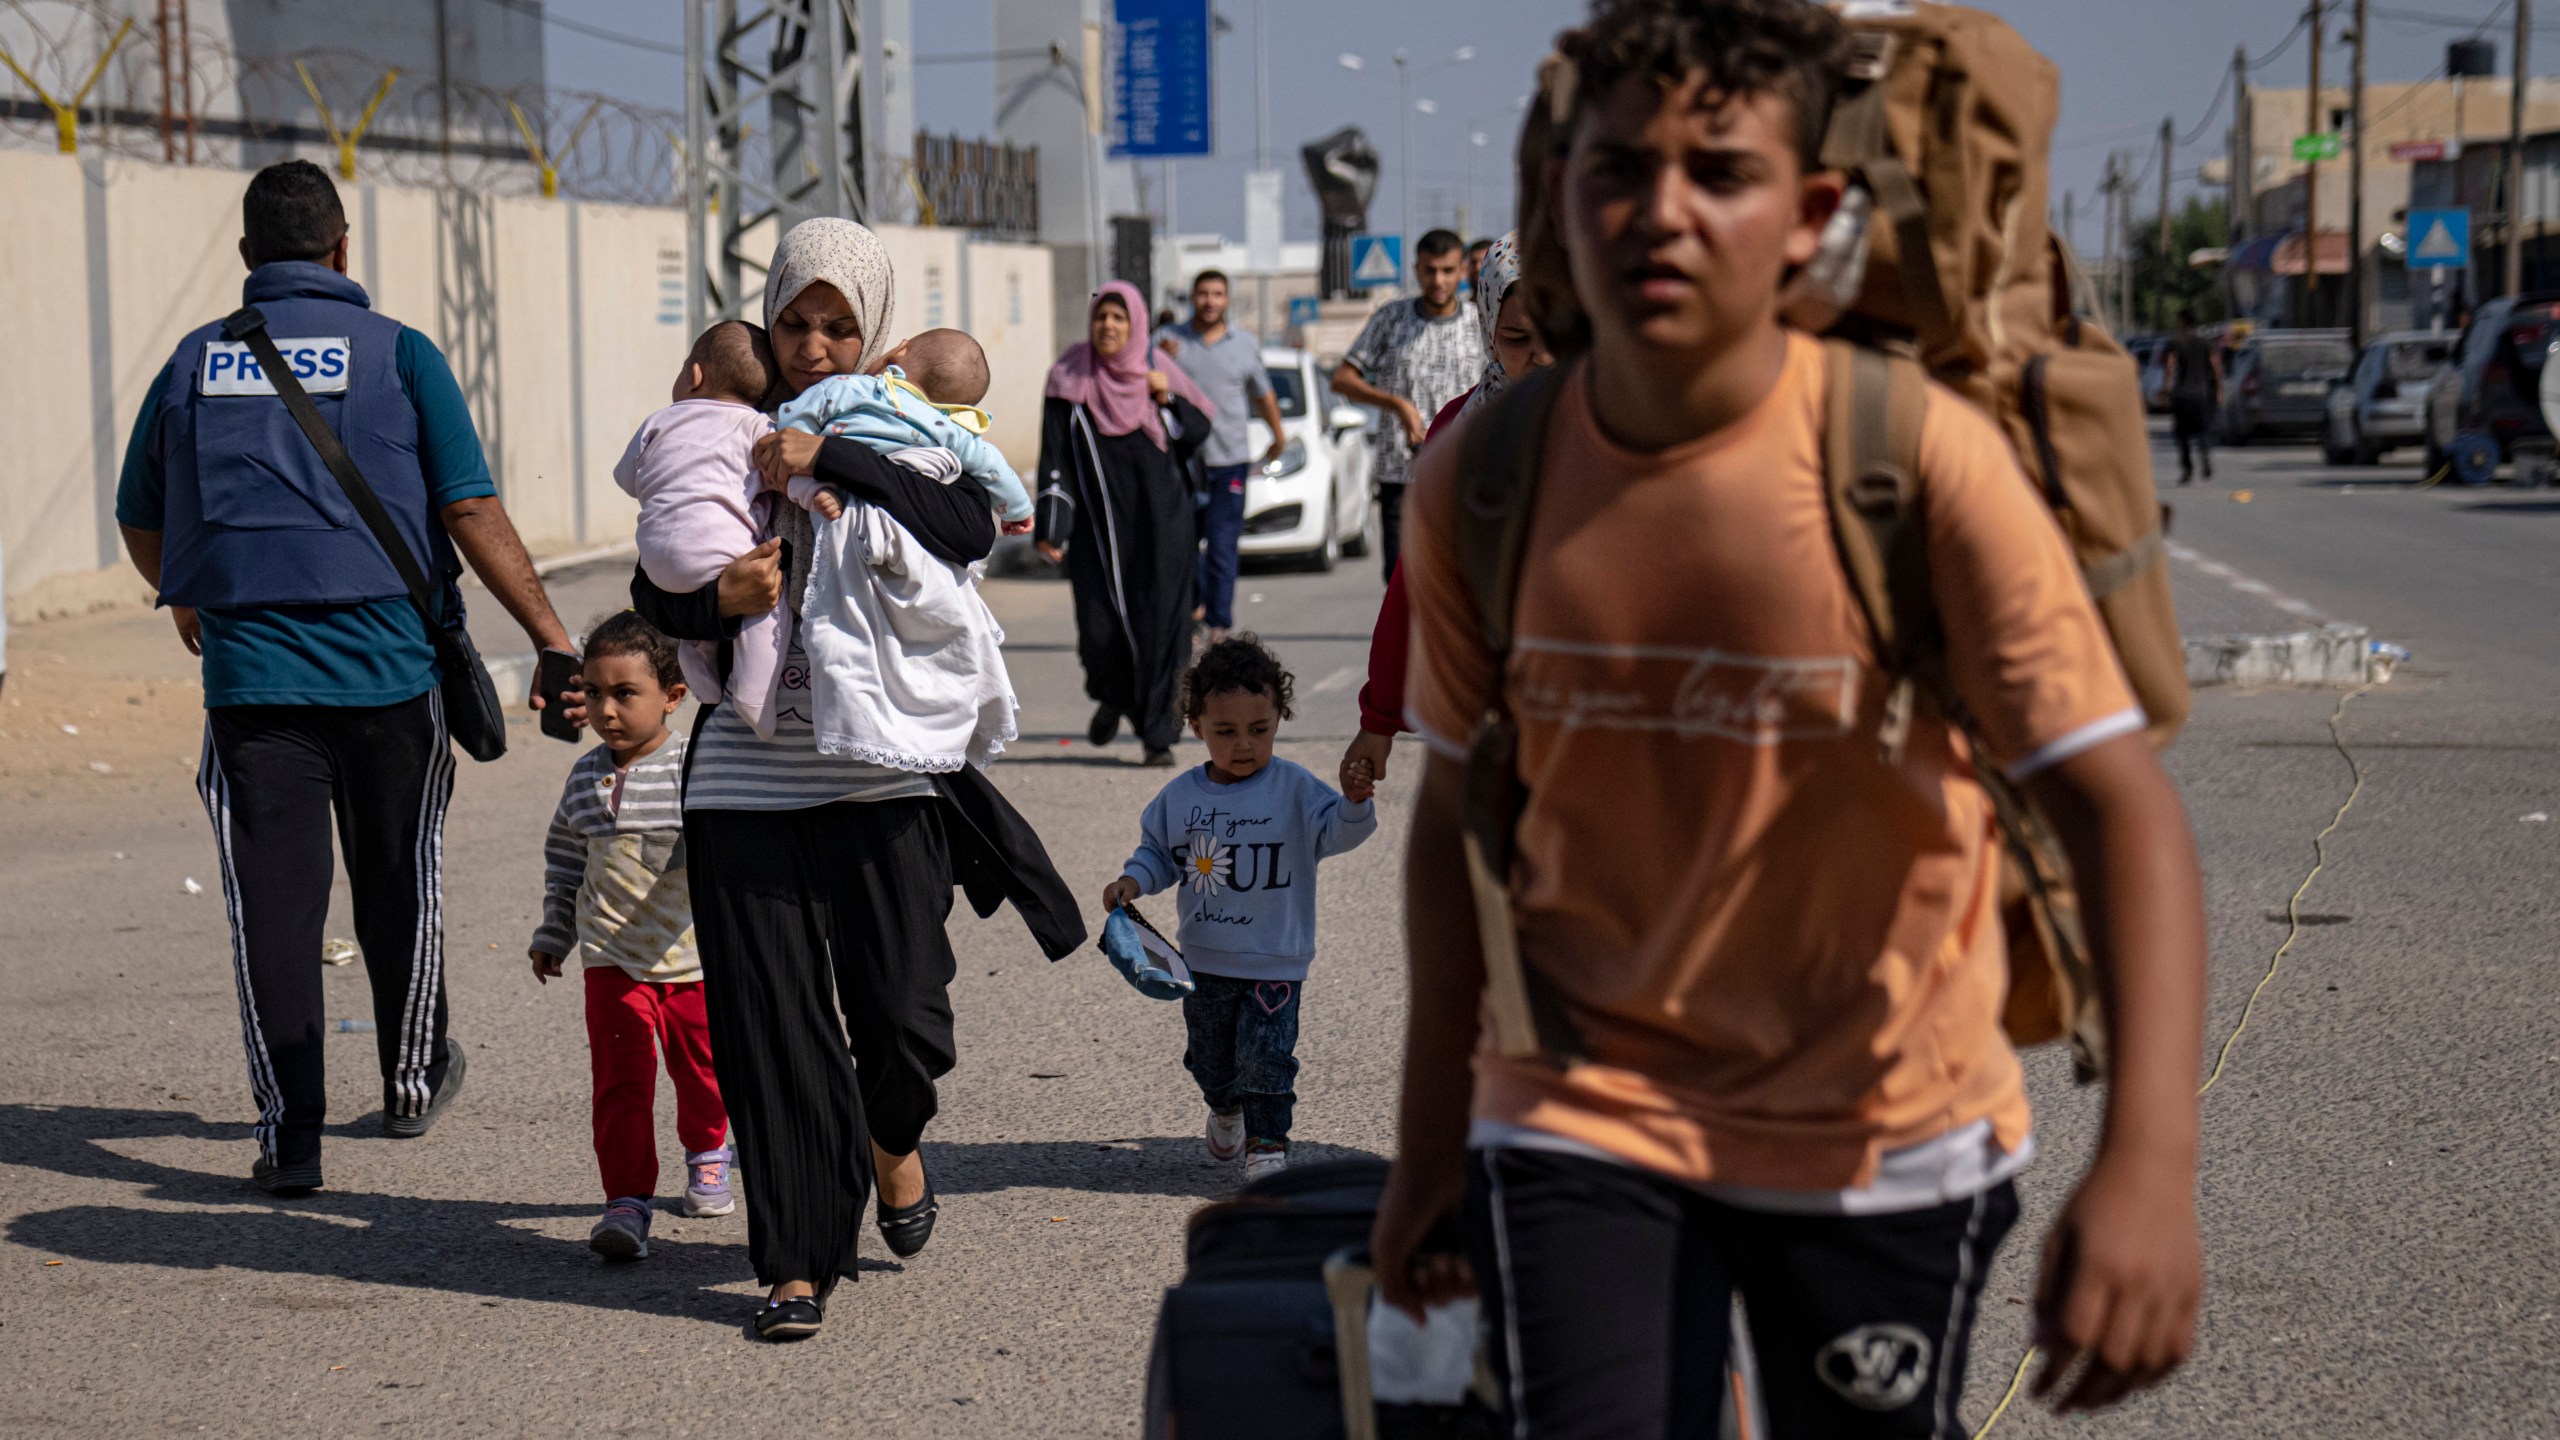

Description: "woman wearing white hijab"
625 218 1082 1340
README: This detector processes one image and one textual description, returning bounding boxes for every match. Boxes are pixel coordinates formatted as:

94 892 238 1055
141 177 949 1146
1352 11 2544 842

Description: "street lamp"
1338 44 1475 269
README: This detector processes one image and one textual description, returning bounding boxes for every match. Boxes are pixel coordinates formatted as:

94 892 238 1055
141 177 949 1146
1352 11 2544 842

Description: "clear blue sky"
539 1 2558 251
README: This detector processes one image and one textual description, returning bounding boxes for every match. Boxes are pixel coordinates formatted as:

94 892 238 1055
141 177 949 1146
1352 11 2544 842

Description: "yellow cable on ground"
1971 682 2375 1437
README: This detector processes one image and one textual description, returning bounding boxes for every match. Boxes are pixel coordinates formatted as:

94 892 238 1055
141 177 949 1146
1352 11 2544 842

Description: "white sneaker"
1205 1108 1246 1162
1243 1145 1289 1184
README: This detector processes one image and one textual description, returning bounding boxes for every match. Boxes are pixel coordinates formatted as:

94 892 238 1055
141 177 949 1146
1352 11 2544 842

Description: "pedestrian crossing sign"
1349 233 1403 289
2407 208 2470 269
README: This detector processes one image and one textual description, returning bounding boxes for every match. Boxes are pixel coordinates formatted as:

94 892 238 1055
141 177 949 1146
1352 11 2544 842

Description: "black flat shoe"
251 1156 322 1197
1087 704 1121 747
877 1177 939 1259
754 1296 824 1341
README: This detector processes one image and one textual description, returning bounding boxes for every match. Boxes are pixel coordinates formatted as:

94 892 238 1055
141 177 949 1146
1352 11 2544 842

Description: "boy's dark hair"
1192 268 1231 293
1469 237 1495 257
899 328 992 406
584 611 683 692
1182 634 1295 722
242 160 348 266
1517 0 1847 362
1417 228 1467 261
690 320 777 407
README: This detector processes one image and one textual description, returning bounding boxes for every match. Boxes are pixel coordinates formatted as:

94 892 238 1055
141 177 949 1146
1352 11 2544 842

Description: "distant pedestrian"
1100 637 1377 1183
1159 269 1289 642
528 613 732 1262
1331 228 1487 578
1465 236 1494 294
116 160 574 1197
1337 231 1549 799
2165 309 2221 483
1036 282 1216 765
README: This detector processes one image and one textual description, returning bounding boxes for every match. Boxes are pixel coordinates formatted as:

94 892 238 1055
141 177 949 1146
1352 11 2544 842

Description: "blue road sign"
1288 295 1322 327
2407 208 2471 269
1111 0 1213 158
1349 233 1403 289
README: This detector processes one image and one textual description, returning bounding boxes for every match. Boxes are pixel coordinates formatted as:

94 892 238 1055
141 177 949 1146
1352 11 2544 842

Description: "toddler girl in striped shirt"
528 613 732 1261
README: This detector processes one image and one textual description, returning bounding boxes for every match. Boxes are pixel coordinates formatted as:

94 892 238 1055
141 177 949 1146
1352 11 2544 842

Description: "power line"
472 0 687 59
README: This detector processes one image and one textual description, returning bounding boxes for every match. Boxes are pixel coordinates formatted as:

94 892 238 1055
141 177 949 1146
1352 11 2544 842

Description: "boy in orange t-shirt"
1368 3 2208 1435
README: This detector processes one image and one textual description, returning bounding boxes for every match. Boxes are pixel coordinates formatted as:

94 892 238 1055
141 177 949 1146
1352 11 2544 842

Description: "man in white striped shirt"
529 614 732 1260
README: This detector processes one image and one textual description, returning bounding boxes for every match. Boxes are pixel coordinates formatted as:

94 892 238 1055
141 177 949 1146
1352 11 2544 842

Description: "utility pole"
2119 154 2140 330
2158 114 2174 327
2349 0 2368 349
2508 0 2532 296
2304 0 2324 324
2063 189 2076 259
2232 45 2254 245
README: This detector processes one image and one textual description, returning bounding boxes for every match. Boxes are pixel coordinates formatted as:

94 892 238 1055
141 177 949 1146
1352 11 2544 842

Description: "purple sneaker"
588 1196 652 1260
683 1147 736 1218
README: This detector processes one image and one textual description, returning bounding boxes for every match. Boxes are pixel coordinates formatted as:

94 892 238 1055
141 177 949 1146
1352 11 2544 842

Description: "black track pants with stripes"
1465 1147 2017 1439
200 694 457 1167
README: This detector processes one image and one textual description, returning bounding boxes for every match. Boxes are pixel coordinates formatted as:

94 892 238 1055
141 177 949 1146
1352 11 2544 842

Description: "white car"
1235 348 1377 571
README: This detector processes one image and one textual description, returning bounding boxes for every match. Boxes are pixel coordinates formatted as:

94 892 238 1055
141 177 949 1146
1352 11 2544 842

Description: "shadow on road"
0 1103 872 1328
925 1134 1385 1202
0 1106 1379 1323
2454 499 2560 514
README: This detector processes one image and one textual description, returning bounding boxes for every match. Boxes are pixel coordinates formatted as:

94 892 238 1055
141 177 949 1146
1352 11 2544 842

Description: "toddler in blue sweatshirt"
1103 637 1377 1180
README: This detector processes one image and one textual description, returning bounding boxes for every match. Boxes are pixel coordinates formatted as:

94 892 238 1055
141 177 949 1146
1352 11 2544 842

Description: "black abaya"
1032 394 1212 752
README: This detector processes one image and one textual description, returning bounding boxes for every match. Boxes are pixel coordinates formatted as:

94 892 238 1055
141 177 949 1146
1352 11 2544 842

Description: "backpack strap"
1820 32 1960 362
1450 364 1587 1066
1820 338 1935 763
1820 339 2110 1080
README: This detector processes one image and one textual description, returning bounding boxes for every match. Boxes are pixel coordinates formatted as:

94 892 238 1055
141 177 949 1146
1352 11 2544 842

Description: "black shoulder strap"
220 306 447 633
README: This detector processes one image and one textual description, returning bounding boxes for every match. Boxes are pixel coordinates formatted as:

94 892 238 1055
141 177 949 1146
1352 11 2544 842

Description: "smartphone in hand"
535 648 584 742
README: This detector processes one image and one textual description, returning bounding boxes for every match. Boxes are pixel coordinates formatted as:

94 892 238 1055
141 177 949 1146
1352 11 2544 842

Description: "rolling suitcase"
1142 1158 1499 1440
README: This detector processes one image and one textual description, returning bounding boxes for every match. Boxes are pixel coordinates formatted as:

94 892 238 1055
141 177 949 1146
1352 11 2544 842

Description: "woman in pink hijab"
1033 282 1214 765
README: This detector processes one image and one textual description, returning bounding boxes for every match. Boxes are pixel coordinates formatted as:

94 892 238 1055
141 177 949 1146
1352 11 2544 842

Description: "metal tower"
684 0 865 331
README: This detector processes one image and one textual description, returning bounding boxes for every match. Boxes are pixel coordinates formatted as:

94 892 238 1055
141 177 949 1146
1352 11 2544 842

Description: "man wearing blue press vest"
116 160 572 1197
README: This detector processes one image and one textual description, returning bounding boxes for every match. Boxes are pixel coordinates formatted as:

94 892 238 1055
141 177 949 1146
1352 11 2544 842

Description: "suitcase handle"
1321 1248 1381 1440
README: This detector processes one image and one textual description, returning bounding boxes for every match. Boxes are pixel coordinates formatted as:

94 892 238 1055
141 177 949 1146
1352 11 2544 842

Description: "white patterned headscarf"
764 217 896 378
762 218 897 614
1462 232 1523 416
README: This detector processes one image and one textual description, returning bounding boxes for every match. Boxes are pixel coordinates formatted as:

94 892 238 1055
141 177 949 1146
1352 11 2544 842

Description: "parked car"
2216 329 2353 443
2321 331 2452 465
1237 348 1375 571
2421 292 2560 475
2127 336 2171 413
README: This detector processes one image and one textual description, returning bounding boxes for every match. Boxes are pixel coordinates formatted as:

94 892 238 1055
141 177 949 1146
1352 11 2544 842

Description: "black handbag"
221 305 509 761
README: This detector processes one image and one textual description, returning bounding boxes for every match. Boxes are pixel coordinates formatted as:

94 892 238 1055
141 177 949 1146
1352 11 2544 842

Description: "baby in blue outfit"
773 328 1036 533
1103 637 1378 1182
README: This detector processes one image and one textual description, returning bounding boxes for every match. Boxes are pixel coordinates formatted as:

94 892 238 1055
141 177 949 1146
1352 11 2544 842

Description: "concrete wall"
1 148 1058 619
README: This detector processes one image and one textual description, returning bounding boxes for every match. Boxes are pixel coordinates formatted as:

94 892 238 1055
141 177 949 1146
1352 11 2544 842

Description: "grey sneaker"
1205 1108 1245 1163
383 1039 466 1139
588 1197 652 1260
683 1147 736 1218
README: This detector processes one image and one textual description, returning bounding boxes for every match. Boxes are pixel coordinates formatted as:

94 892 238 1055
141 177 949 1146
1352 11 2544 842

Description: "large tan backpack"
1469 3 2185 1081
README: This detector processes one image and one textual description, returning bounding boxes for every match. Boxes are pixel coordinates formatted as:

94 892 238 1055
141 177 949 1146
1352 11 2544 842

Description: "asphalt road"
2 428 2554 1437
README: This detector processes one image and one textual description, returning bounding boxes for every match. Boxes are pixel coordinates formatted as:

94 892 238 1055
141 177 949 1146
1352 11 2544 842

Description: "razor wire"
0 0 687 207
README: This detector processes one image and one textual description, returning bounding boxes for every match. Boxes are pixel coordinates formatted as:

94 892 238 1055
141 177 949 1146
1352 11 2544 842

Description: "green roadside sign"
2293 133 2342 162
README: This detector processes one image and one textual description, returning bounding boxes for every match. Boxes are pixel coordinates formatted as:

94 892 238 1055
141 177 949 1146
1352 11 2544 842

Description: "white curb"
2184 623 2380 687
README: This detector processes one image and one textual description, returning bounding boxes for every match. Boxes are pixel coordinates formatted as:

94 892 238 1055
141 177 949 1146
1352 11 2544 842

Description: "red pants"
585 967 728 1201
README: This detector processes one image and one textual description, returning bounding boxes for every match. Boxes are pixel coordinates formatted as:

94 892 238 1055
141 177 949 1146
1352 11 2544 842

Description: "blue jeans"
1193 463 1251 630
1181 972 1302 1146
